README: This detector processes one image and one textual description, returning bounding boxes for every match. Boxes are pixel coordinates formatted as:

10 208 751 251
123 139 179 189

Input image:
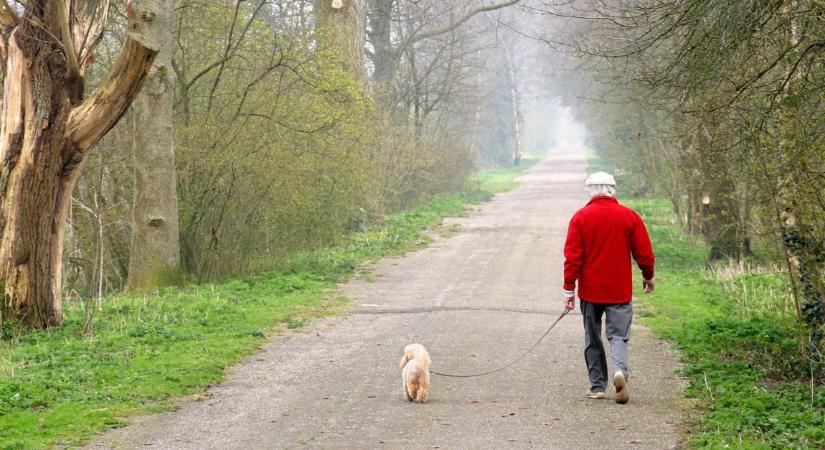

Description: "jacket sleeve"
630 213 655 281
563 214 584 292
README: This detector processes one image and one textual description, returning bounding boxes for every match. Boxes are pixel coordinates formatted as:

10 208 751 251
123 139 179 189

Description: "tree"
127 0 181 291
0 0 160 329
315 0 367 85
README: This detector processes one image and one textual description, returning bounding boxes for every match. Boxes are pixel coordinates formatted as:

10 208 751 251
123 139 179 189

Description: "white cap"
585 171 616 186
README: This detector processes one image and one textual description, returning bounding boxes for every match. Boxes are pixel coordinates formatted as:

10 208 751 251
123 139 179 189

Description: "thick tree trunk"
0 20 73 327
316 0 367 86
127 0 181 291
0 0 159 329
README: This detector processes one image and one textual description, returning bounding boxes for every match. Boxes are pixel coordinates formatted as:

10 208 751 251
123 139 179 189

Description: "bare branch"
56 0 82 82
66 1 160 152
410 0 521 44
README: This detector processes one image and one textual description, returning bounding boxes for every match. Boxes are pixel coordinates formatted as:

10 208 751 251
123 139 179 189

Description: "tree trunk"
367 0 393 87
0 0 159 329
776 0 825 355
127 0 181 291
316 0 367 87
502 41 521 165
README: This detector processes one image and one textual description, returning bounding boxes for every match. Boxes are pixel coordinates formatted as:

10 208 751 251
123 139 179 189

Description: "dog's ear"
399 354 409 368
415 347 431 367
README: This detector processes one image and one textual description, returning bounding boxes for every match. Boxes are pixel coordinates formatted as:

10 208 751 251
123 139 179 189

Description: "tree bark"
367 0 393 86
316 0 367 87
0 0 159 329
127 0 181 291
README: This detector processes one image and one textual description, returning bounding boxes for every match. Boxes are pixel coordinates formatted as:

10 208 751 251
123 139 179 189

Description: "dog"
399 343 431 403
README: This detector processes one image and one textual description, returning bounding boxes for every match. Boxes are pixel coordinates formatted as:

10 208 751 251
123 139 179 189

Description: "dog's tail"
414 346 431 370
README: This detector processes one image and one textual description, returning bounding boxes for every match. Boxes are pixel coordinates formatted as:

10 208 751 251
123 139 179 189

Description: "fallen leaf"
626 440 641 444
468 400 479 404
509 412 516 416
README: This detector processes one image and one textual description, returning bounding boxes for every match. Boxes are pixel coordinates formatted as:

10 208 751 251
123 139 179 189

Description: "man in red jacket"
562 171 655 404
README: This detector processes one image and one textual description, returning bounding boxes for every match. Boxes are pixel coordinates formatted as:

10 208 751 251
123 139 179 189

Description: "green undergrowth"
0 160 537 449
626 198 825 449
467 157 539 193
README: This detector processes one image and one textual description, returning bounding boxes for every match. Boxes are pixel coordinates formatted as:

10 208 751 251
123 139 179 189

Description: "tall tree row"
2 0 529 330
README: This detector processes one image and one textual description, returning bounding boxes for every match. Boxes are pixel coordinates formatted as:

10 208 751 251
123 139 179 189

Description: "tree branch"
66 1 160 152
390 0 521 74
56 0 82 83
410 0 521 44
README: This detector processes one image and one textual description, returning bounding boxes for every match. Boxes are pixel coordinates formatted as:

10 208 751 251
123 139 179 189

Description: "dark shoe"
614 371 629 404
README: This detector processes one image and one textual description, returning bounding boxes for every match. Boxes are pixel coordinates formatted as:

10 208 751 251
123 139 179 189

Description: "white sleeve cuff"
562 289 575 297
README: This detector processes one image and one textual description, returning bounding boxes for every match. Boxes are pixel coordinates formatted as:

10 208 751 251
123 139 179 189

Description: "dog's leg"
403 381 413 401
415 387 428 403
415 377 428 403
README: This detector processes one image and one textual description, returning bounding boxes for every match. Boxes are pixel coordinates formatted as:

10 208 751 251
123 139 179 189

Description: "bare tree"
0 0 161 329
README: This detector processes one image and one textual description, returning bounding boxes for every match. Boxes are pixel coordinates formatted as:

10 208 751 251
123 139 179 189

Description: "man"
562 171 655 404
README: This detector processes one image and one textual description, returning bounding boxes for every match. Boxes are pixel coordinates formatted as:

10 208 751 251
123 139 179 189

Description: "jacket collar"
587 195 618 206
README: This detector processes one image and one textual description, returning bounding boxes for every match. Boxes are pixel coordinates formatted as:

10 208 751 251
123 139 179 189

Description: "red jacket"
563 196 655 303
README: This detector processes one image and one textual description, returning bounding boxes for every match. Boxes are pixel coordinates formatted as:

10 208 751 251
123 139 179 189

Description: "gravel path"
85 146 685 449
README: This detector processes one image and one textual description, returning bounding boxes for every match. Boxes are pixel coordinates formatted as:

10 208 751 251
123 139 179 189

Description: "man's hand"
564 295 576 310
643 278 654 294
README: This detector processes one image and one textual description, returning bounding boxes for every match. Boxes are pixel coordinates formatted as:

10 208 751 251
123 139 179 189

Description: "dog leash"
429 308 571 378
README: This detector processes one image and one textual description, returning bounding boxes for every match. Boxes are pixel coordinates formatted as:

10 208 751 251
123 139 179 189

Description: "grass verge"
627 198 825 449
467 157 539 193
0 158 539 449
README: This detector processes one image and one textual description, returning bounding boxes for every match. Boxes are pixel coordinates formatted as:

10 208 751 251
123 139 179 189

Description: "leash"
429 308 571 378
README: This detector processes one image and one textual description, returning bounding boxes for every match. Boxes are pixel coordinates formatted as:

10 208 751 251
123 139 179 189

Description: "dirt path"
86 146 685 449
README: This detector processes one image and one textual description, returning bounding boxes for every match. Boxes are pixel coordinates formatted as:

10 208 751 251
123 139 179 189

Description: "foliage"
466 157 540 194
627 198 825 449
61 0 496 295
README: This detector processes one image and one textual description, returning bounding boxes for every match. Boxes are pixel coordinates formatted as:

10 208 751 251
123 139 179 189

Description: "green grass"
466 157 540 193
624 198 825 449
0 161 536 449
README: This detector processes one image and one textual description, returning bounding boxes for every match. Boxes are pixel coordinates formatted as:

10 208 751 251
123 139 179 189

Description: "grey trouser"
580 299 632 392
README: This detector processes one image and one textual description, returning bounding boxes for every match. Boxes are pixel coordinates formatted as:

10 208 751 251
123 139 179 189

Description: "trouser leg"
581 299 607 392
605 302 633 377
